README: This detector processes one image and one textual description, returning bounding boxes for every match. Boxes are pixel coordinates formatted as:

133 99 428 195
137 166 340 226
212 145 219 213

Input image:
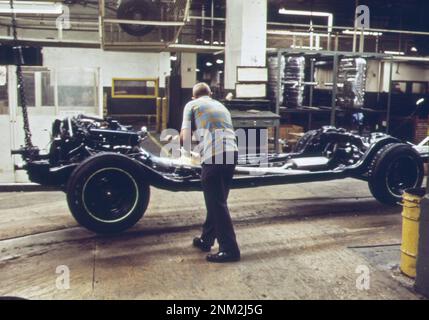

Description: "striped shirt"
181 96 238 164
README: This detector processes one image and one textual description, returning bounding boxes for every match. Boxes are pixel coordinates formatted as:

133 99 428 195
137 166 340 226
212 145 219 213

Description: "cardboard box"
415 117 429 144
237 67 268 83
279 124 304 141
235 83 267 98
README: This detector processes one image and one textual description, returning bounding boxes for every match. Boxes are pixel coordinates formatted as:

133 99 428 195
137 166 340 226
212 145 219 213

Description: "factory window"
412 82 428 94
392 81 407 94
392 81 429 95
41 71 55 107
12 67 98 110
18 71 35 107
57 69 97 108
112 78 159 99
0 66 8 115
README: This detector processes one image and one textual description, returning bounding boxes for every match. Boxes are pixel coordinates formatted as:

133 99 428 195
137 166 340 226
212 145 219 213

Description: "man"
180 83 240 263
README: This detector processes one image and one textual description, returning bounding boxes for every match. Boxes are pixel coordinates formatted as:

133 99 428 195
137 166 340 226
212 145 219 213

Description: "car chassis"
12 114 428 234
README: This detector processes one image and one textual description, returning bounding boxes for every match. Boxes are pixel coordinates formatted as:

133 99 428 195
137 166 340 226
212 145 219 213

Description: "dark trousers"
200 160 239 254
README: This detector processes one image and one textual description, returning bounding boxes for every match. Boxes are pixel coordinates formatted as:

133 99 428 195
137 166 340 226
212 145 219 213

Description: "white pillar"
180 52 197 88
224 0 267 90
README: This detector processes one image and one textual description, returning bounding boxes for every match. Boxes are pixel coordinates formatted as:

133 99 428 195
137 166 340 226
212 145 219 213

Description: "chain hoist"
9 0 33 149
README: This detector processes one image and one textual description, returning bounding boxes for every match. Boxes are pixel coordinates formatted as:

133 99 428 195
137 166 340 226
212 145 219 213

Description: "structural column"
224 0 267 90
180 52 197 90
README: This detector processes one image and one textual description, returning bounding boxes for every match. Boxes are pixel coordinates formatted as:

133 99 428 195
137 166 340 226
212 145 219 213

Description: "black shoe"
206 251 240 263
193 237 212 252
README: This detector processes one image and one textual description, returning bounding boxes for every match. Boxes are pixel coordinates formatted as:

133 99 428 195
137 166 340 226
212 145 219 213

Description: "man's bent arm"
180 128 192 153
181 102 193 153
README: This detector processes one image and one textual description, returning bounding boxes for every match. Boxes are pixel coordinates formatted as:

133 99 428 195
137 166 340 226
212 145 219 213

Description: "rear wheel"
67 153 150 234
368 143 423 205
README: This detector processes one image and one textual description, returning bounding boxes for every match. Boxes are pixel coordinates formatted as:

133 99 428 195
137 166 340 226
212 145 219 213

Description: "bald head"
192 82 212 99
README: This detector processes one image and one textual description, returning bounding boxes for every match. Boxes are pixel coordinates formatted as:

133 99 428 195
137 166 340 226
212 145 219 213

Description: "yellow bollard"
400 188 426 278
103 92 108 117
161 97 169 131
156 97 162 133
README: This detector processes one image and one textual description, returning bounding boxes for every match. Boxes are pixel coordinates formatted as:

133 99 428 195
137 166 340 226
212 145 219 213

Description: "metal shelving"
269 49 408 150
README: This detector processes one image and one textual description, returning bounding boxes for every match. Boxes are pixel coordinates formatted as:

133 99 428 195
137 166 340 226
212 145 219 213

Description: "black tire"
117 0 158 37
368 143 424 205
66 153 150 234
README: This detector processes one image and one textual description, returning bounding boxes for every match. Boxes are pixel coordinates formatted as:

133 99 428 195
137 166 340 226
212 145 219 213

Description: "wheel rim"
82 168 139 223
386 156 420 197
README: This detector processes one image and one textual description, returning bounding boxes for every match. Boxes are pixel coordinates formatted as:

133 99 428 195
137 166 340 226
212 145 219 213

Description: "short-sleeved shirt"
181 96 238 164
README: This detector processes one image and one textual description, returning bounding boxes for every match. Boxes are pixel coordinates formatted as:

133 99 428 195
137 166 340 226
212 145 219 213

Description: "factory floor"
0 179 425 300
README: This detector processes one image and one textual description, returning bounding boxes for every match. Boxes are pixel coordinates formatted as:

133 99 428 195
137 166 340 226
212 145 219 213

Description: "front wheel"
368 143 424 205
67 153 150 234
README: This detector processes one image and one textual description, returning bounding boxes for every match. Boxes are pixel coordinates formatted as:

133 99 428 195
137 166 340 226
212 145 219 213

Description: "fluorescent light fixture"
267 30 329 37
218 71 223 74
196 68 200 72
170 55 178 61
279 8 333 32
384 51 405 56
411 47 418 52
291 45 322 50
206 62 213 67
216 59 223 64
343 29 383 36
0 1 63 15
278 8 332 18
417 98 425 106
203 40 210 45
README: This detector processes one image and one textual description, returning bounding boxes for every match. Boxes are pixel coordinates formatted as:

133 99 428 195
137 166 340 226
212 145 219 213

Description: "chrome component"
286 157 330 170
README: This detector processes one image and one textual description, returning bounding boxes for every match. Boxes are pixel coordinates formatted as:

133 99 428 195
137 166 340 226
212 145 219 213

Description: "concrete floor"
0 179 425 300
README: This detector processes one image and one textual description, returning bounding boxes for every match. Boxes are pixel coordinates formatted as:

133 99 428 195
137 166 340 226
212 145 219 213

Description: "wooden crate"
415 117 429 144
279 124 304 140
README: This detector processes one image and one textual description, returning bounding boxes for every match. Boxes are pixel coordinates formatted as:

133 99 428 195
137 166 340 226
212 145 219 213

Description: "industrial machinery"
12 115 426 234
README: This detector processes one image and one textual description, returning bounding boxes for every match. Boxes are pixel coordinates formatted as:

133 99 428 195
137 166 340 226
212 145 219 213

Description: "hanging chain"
9 0 33 149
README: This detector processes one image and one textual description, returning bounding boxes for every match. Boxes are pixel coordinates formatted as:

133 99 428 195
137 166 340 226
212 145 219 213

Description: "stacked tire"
284 56 305 108
268 55 286 106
